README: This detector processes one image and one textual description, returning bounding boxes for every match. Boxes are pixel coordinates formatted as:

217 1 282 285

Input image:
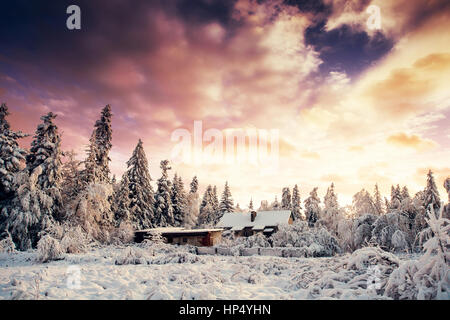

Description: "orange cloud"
387 132 437 151
365 53 450 117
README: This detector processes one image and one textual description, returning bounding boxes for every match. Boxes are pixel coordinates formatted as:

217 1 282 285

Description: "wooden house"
134 227 223 246
216 210 293 237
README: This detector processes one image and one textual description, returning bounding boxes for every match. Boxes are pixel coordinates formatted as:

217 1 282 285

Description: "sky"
0 0 449 208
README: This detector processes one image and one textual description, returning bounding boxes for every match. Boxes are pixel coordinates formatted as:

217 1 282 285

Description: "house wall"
166 231 222 247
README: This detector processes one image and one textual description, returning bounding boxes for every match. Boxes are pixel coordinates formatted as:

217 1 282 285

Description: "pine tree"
6 113 63 249
219 181 234 214
323 183 341 234
68 108 114 242
171 173 187 227
60 150 82 206
184 176 200 228
212 185 220 214
385 197 390 213
80 105 113 185
258 200 269 211
154 160 174 227
249 198 254 211
423 170 441 217
304 187 320 227
291 184 302 220
373 184 383 215
352 189 376 216
271 196 280 210
198 185 215 227
281 187 291 210
0 103 28 200
113 174 131 224
118 139 155 229
390 185 402 211
443 178 450 219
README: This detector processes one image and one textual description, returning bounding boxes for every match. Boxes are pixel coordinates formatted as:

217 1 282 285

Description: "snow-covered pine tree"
304 187 320 227
271 196 280 210
67 106 114 243
281 187 291 210
444 178 450 219
154 160 174 227
60 150 82 206
184 176 200 228
0 103 28 201
5 112 63 249
258 200 269 211
200 185 212 214
80 105 113 185
92 105 112 183
322 183 341 235
198 185 215 227
373 184 384 215
390 185 402 211
291 184 302 220
352 189 376 217
113 173 131 224
25 112 63 221
120 139 155 229
423 170 441 217
171 173 187 227
212 185 220 215
219 181 234 214
384 197 390 213
248 198 254 211
400 185 417 220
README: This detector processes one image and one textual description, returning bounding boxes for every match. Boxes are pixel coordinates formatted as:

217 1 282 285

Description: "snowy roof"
217 210 292 231
136 227 223 235
137 227 185 233
160 228 224 234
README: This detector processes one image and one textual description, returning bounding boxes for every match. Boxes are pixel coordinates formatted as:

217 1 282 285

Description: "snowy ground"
0 244 418 300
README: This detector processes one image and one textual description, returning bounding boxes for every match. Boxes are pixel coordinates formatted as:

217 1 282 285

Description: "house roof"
217 210 291 231
135 227 223 236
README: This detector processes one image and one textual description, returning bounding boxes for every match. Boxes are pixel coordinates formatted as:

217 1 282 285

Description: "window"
183 238 188 243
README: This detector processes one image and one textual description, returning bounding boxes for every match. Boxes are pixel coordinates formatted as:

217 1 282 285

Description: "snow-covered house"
134 227 224 246
217 210 293 237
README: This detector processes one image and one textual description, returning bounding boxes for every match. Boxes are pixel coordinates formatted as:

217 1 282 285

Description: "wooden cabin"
217 210 293 237
134 227 223 246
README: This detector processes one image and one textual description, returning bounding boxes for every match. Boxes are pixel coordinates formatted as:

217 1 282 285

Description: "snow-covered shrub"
110 221 135 245
36 235 64 263
148 251 201 264
0 231 15 253
60 225 90 254
385 207 449 300
114 246 147 265
391 230 408 253
67 182 114 244
229 232 271 248
345 247 400 271
337 218 355 252
371 212 412 252
352 214 378 249
271 221 341 257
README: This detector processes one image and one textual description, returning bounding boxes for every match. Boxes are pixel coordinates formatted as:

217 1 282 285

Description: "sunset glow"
1 0 449 207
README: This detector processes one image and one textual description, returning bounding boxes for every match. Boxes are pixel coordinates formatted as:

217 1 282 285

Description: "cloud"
300 151 320 159
387 133 437 151
364 53 450 118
